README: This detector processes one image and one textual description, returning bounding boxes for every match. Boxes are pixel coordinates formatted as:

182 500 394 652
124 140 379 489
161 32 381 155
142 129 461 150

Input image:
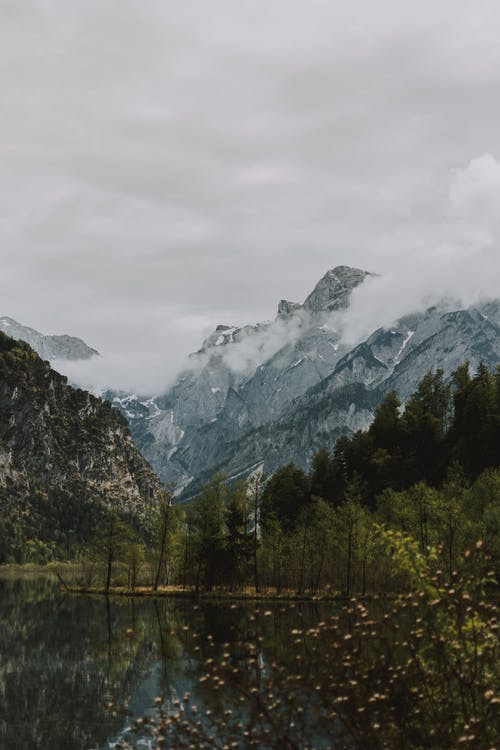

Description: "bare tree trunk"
312 549 326 596
182 532 189 590
297 526 307 595
448 522 455 581
253 487 260 594
105 546 113 594
346 520 353 596
154 501 170 591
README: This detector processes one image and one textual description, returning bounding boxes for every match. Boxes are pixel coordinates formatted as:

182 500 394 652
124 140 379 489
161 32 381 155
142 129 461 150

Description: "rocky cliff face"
0 317 99 361
109 266 500 498
0 333 162 555
301 266 373 313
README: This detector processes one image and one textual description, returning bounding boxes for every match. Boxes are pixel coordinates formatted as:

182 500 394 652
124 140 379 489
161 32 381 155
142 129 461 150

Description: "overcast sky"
2 0 500 392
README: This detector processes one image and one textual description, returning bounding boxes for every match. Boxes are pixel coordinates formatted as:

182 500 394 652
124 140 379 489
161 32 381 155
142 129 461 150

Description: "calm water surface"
0 575 331 750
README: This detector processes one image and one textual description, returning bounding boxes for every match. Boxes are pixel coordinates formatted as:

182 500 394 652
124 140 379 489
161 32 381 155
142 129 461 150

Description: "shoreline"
61 584 392 603
3 566 498 603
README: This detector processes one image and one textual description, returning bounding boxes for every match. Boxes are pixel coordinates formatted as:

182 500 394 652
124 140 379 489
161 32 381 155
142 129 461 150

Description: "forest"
34 361 498 599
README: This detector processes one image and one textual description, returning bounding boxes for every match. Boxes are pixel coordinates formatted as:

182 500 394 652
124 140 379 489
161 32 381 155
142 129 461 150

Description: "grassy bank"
60 583 392 603
0 561 82 579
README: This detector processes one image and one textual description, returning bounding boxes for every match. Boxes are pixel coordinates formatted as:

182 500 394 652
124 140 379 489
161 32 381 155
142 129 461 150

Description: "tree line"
70 362 499 595
6 362 500 596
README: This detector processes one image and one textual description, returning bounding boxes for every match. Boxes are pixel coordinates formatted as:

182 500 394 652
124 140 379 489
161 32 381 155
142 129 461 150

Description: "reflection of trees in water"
118 557 500 750
0 577 170 750
0 577 338 750
152 600 336 724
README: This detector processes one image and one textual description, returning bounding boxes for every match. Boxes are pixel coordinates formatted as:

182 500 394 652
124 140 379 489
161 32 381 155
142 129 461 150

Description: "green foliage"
90 511 137 592
151 491 182 589
123 542 145 590
156 364 500 597
187 475 229 592
260 463 311 532
225 482 253 590
330 363 500 506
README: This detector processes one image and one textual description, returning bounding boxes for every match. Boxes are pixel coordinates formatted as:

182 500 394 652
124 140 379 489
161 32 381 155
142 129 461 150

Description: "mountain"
0 316 99 361
0 332 162 561
109 266 500 498
191 306 500 491
109 266 377 490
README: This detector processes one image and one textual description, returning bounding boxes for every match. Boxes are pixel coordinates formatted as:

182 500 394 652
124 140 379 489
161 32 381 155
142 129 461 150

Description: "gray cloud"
219 313 309 377
337 154 500 345
2 0 500 392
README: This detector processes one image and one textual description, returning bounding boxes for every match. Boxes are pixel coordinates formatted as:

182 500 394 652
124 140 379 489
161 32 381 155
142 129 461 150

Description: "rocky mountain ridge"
109 266 500 498
5 266 499 503
0 316 99 361
189 305 500 493
109 266 373 490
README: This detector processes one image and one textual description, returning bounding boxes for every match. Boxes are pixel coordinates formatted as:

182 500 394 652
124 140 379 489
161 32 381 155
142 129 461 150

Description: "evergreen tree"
189 475 228 591
332 431 373 502
452 363 499 476
310 448 337 504
247 472 265 593
370 390 402 450
260 464 311 533
336 478 367 595
402 369 451 485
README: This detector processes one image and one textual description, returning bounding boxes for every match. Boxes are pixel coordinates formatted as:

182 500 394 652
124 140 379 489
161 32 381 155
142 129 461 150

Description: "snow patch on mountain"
395 330 415 364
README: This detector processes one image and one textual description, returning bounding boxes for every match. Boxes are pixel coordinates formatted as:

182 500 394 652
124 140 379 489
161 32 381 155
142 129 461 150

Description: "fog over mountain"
90 264 500 495
7 260 499 496
2 2 500 393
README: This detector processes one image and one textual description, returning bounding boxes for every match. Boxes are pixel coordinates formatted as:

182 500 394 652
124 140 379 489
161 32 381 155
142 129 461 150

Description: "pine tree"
402 369 451 485
260 464 310 533
189 475 228 591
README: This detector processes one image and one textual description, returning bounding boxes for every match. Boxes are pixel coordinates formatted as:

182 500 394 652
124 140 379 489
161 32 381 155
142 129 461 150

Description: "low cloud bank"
219 313 309 376
53 308 220 396
58 154 500 397
337 154 500 345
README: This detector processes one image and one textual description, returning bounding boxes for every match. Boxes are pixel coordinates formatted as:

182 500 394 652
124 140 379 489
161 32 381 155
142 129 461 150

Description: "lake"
0 574 334 750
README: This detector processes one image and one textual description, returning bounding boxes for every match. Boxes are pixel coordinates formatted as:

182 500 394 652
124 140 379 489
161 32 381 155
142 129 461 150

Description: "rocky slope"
0 333 162 559
0 316 99 360
109 266 500 498
196 305 500 491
